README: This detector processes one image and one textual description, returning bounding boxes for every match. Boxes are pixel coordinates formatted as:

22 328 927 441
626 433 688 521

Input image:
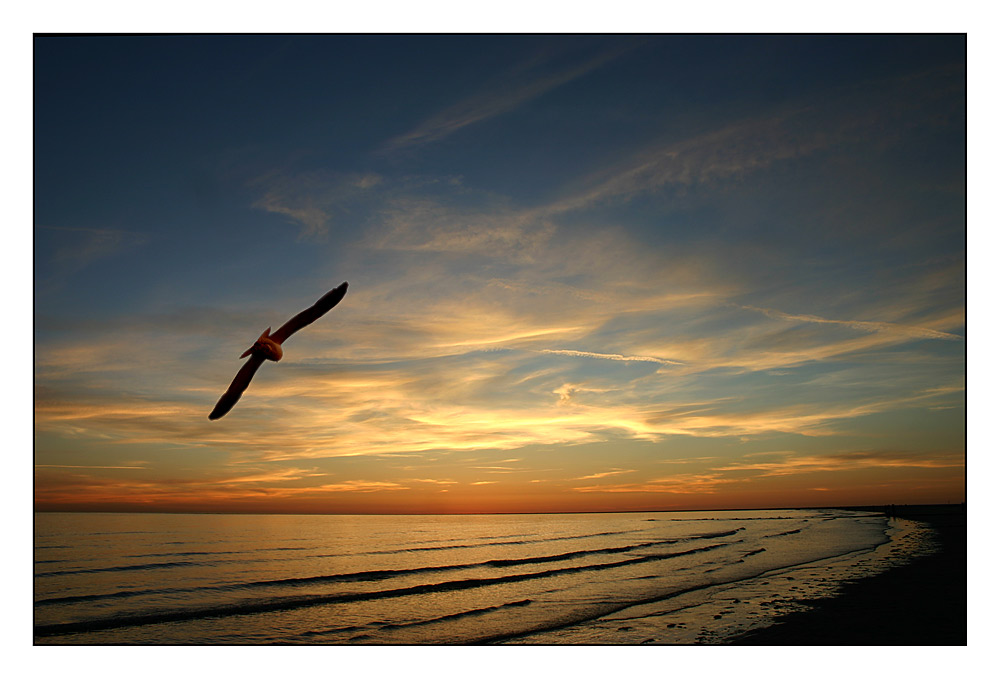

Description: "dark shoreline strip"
728 506 966 646
34 544 728 638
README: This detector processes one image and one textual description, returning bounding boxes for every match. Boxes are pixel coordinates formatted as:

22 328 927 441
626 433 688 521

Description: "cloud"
380 42 635 153
366 194 558 263
741 305 964 342
33 277 966 465
541 64 964 217
39 225 148 268
541 349 685 366
306 480 409 493
36 225 149 289
34 464 147 470
629 304 966 376
570 447 964 495
37 368 599 461
574 468 635 480
33 462 411 508
712 449 965 477
34 204 965 469
574 473 734 494
218 467 326 485
251 170 383 239
639 386 965 439
34 66 965 483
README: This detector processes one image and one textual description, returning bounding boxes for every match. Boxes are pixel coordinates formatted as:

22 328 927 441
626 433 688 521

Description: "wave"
35 560 202 578
38 527 732 582
302 598 534 638
124 550 247 559
764 528 802 538
65 528 650 566
36 529 743 608
663 516 818 522
693 529 744 540
34 543 730 638
365 528 645 555
36 587 191 607
384 598 534 629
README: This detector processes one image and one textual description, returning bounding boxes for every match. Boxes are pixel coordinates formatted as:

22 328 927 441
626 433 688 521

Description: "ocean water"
33 509 934 645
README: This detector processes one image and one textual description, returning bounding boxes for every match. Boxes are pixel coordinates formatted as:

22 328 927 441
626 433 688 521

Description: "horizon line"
32 501 966 518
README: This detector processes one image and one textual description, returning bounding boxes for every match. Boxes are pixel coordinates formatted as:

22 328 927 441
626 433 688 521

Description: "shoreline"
729 504 966 645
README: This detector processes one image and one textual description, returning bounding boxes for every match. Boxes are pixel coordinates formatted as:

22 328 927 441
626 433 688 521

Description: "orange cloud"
574 473 735 495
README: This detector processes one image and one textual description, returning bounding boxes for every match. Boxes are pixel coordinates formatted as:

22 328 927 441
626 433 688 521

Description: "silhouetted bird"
209 282 349 420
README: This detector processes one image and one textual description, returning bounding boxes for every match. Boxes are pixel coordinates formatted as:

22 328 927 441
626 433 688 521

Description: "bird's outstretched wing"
209 353 266 420
270 281 349 345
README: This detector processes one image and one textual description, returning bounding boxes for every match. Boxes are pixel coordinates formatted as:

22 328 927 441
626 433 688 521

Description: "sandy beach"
730 504 966 645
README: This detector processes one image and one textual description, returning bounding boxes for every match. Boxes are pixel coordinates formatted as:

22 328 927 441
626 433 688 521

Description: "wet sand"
730 504 966 645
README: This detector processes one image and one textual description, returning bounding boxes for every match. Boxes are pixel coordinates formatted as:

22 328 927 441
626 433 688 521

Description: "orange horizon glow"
34 445 965 515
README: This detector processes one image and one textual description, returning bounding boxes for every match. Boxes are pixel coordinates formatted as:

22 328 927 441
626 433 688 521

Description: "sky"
33 35 966 514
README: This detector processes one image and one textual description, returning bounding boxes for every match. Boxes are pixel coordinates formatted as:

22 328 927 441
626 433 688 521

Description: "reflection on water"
34 510 929 644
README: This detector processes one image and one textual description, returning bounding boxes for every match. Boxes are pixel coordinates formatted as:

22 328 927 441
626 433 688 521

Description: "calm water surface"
34 510 932 644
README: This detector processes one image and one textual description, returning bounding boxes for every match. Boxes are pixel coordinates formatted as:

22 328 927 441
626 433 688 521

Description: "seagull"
209 281 349 420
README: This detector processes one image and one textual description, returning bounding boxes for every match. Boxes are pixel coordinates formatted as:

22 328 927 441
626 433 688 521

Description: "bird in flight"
209 281 349 420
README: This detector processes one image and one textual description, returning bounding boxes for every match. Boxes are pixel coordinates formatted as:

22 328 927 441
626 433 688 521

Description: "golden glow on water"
35 509 927 644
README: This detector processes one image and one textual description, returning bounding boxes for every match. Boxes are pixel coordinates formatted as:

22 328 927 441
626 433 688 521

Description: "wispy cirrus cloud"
252 65 961 260
543 64 964 216
34 464 147 470
630 305 966 376
251 170 383 239
712 449 965 477
36 225 149 292
33 350 964 467
740 305 964 341
574 473 735 494
218 467 327 485
33 463 411 508
405 478 459 485
368 195 557 260
541 349 685 366
33 225 966 466
38 225 149 269
380 42 637 154
571 448 963 495
574 468 635 480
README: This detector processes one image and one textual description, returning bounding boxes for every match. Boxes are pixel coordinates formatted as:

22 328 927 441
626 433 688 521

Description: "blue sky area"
34 35 966 513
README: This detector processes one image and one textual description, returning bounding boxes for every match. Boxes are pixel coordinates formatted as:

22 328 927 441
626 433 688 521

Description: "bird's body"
241 329 283 362
209 281 348 420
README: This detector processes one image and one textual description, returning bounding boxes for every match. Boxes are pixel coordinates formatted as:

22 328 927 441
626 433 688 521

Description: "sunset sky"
33 35 966 513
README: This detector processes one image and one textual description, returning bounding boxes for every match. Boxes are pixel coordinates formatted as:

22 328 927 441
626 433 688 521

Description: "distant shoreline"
729 504 966 645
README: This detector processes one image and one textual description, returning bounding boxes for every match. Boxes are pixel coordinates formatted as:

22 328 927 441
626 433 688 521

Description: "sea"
33 509 936 645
